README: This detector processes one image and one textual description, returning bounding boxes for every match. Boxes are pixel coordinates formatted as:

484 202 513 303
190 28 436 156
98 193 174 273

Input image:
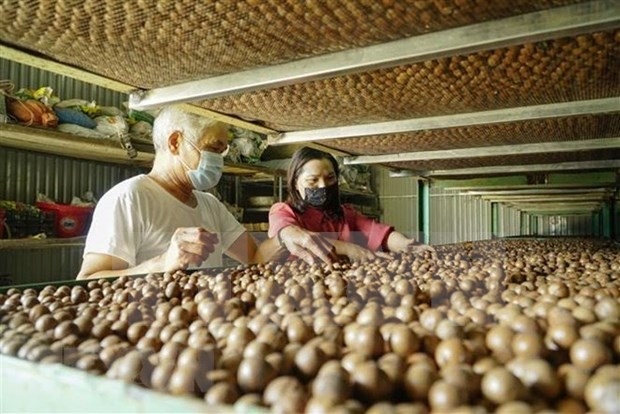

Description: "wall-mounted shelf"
244 207 272 213
223 163 284 178
0 123 154 167
0 123 287 177
340 188 377 197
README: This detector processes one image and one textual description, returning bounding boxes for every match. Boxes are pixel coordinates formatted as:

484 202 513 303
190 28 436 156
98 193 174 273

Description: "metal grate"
321 114 620 154
201 30 619 131
384 148 620 171
0 0 588 89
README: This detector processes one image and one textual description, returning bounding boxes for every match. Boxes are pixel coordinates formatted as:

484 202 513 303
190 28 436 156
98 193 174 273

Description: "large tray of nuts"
1 239 618 412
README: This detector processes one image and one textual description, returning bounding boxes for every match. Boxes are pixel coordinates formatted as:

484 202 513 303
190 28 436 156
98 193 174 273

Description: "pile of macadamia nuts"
1 238 618 413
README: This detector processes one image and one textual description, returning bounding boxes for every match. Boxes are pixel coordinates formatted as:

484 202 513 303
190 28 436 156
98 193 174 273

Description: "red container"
0 208 5 239
36 202 94 238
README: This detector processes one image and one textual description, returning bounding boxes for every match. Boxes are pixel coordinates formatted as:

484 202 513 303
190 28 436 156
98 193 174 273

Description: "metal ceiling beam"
513 202 603 208
272 98 618 145
447 183 617 192
485 193 608 200
436 171 618 189
524 210 595 215
514 205 603 214
516 209 601 215
496 197 605 206
517 210 599 215
465 188 612 196
425 160 620 177
129 1 619 110
344 137 619 165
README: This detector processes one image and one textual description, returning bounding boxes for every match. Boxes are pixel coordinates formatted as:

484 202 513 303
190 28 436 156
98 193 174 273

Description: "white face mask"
180 140 224 191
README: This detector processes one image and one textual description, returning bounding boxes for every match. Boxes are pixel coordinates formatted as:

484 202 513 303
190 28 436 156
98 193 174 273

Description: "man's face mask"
180 139 224 191
304 183 339 208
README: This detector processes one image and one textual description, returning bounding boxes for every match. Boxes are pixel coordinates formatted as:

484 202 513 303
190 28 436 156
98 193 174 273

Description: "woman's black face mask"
304 183 339 208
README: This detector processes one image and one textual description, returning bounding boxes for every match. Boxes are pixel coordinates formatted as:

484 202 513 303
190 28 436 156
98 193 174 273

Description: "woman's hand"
332 240 391 263
405 241 436 255
278 225 338 265
387 232 435 255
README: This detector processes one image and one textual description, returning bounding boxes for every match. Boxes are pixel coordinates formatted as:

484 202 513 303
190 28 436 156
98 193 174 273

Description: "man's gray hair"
152 106 219 151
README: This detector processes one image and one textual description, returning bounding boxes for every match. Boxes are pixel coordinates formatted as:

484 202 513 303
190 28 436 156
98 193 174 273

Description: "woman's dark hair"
286 146 343 218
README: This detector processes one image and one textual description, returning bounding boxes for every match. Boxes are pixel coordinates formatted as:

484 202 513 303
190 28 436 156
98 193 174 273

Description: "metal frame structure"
1 0 619 228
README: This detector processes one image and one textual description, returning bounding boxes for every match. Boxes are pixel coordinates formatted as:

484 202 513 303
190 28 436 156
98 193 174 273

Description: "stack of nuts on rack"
0 239 618 412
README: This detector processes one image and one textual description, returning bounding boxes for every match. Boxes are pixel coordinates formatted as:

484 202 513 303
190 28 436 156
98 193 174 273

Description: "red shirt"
268 202 393 251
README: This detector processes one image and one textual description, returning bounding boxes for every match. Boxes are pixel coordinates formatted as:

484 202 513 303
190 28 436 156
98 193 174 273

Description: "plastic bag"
55 99 100 117
129 120 153 140
226 127 267 164
58 123 107 139
94 115 128 137
7 98 58 128
339 159 372 192
54 107 97 128
99 106 124 116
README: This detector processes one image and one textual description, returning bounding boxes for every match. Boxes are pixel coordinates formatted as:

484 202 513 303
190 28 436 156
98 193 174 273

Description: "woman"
265 146 430 265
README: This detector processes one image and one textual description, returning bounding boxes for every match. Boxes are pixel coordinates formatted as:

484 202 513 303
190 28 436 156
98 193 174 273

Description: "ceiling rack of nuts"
1 1 619 413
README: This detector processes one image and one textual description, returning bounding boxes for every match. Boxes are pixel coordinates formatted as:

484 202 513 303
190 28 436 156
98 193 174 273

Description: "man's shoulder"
100 175 150 201
196 191 223 205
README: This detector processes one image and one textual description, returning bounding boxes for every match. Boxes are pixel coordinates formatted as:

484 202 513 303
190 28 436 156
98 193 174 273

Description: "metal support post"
418 180 430 244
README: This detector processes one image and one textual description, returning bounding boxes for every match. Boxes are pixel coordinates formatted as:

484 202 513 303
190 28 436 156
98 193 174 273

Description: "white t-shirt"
84 175 246 268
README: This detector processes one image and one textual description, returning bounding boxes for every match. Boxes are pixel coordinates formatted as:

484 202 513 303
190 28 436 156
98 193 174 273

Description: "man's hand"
278 226 337 265
162 227 218 271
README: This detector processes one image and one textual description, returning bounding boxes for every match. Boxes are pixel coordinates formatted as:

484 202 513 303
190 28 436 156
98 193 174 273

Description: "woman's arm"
277 225 338 265
385 231 415 252
331 239 390 262
253 236 288 263
385 231 435 254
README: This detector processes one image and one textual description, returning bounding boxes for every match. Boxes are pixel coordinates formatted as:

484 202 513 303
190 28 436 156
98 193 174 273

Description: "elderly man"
77 105 259 279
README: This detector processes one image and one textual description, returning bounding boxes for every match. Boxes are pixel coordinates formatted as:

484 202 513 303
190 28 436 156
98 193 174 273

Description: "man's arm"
77 252 166 279
225 231 259 264
77 227 218 279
